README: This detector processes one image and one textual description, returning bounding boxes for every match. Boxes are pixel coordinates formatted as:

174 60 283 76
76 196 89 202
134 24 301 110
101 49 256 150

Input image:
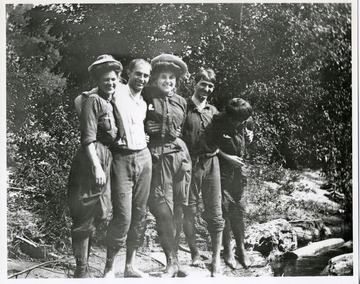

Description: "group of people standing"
67 53 254 278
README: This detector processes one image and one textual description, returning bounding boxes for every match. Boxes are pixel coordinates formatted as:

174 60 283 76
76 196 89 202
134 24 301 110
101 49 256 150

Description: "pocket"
99 113 112 131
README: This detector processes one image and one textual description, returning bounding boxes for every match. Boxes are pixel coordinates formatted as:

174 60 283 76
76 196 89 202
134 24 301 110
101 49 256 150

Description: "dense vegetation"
6 3 352 251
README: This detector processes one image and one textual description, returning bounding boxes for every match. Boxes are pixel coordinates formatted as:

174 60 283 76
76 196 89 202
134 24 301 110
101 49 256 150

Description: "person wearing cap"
102 59 152 278
142 54 191 277
212 98 254 270
68 54 123 278
181 68 225 277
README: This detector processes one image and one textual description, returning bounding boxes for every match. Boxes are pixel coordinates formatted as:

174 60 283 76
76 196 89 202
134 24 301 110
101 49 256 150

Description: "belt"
149 137 177 147
111 147 145 154
192 150 218 163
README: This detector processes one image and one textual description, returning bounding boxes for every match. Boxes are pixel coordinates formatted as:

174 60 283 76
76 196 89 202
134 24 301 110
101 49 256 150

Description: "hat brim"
150 54 188 77
88 58 122 72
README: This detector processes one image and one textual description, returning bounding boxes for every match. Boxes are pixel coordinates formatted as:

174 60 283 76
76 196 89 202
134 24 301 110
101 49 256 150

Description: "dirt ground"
7 243 273 278
7 170 342 279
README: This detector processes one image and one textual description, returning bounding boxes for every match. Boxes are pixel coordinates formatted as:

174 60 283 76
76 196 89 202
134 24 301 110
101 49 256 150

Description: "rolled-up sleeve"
80 97 100 146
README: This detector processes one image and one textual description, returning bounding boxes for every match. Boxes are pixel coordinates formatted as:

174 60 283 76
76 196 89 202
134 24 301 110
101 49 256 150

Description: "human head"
194 68 216 84
88 55 122 96
127 59 151 93
193 68 216 102
225 98 253 127
150 54 188 91
88 54 123 82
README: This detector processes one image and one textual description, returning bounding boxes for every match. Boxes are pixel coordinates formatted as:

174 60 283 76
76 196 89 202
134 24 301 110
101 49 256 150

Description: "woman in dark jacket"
68 54 123 278
143 54 192 277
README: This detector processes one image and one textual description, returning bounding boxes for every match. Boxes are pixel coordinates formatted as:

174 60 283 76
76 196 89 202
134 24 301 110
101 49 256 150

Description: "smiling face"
97 70 118 96
127 62 151 93
155 71 177 95
193 79 215 102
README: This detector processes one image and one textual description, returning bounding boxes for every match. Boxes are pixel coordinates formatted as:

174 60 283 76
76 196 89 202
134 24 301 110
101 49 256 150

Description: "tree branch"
7 258 72 279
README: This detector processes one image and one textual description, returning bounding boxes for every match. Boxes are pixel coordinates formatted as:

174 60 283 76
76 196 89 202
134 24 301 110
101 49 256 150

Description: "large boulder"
289 219 332 246
245 219 297 261
320 253 353 276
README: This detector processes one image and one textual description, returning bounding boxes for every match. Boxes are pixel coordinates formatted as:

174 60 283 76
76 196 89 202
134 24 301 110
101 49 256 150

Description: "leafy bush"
6 3 352 253
8 106 79 251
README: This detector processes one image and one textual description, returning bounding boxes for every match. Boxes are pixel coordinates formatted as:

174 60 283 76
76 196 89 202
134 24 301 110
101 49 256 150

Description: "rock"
340 240 353 250
247 251 267 267
19 242 49 260
320 253 353 276
15 236 52 260
289 219 330 246
245 219 297 260
285 238 345 259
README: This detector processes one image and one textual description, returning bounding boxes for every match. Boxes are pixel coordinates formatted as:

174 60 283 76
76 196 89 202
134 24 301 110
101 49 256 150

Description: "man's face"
128 63 151 92
194 79 215 102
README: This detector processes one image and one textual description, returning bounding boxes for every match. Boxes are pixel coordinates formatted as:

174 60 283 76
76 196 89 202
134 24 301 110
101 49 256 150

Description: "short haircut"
128 59 151 72
225 98 253 122
194 68 216 84
89 62 123 81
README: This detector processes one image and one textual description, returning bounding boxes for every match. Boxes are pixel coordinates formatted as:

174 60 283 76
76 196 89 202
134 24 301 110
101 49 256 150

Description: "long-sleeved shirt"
112 84 147 150
182 98 219 157
143 86 187 143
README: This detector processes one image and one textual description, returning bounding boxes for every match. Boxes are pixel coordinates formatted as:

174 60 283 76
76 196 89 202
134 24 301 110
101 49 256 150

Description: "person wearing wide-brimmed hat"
142 53 192 277
68 54 123 278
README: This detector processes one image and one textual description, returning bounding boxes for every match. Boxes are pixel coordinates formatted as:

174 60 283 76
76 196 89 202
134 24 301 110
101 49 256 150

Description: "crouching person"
213 98 254 270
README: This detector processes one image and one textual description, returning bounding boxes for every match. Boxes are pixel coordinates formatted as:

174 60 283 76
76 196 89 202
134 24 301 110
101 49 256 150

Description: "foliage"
6 3 353 250
245 165 338 225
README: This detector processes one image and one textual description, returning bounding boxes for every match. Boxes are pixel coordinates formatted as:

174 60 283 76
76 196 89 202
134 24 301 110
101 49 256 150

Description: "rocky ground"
7 237 274 278
7 170 352 279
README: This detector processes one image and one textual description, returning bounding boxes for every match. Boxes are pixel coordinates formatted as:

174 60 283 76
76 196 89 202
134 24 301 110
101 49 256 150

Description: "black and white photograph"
4 0 358 282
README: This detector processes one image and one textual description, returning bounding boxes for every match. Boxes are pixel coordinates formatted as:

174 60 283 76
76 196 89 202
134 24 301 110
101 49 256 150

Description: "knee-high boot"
72 236 89 278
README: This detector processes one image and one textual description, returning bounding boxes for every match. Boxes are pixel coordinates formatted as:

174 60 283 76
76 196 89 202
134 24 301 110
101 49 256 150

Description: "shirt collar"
126 84 143 103
191 95 209 112
97 88 113 102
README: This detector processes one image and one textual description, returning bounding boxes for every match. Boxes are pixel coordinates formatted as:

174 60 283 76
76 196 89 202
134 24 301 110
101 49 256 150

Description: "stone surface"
289 219 330 245
285 238 345 258
245 219 297 260
320 253 353 276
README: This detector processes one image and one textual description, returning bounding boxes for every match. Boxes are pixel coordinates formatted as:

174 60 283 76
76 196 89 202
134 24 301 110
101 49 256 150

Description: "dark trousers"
185 155 225 233
68 143 112 240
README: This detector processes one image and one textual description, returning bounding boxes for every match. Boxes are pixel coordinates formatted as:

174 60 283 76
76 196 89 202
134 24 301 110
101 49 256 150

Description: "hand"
145 133 150 143
226 155 245 168
92 165 106 185
146 120 161 134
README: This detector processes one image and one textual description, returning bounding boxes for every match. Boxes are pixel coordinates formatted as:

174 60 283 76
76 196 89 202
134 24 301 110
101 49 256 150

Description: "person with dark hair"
143 54 192 277
68 54 123 278
213 97 254 270
102 59 152 278
182 68 225 277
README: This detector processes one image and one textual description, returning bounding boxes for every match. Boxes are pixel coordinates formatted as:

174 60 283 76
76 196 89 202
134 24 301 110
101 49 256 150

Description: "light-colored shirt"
191 95 207 112
112 84 147 150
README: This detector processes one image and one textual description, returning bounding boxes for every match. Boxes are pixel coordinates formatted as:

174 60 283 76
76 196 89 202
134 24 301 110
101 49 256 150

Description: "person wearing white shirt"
103 59 152 278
